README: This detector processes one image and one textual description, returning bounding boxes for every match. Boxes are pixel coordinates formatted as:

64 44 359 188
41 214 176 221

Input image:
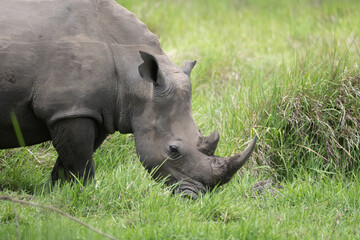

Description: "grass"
1 0 360 239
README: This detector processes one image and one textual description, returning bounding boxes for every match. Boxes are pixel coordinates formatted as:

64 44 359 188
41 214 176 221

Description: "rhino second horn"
197 130 220 156
211 136 257 184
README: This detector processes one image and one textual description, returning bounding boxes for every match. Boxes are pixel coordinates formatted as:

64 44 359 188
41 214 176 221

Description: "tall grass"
1 0 359 239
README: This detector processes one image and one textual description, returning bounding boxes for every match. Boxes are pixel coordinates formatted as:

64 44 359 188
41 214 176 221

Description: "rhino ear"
138 51 160 85
181 60 197 77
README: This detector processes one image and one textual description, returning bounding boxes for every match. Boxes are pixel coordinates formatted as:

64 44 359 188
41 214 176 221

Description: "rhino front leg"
50 118 100 185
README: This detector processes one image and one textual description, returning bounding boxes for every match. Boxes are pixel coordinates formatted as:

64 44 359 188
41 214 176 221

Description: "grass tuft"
257 70 360 178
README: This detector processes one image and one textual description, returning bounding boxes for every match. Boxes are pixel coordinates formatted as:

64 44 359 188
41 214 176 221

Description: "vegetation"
1 0 359 239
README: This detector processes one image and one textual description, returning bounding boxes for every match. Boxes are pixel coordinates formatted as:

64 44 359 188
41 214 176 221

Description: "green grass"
1 0 359 239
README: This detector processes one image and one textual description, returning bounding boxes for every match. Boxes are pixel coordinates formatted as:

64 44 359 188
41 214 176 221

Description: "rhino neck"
97 0 164 134
114 83 133 134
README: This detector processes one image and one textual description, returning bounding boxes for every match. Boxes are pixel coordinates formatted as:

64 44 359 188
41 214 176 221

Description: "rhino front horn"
211 136 257 184
197 130 220 156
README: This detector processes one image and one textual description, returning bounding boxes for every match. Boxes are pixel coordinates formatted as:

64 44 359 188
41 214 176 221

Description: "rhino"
0 0 256 199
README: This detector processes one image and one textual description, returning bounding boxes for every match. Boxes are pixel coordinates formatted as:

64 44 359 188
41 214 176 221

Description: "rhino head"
130 51 256 199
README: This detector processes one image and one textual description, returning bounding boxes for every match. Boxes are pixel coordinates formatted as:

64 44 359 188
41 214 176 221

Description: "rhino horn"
197 130 220 156
211 136 257 184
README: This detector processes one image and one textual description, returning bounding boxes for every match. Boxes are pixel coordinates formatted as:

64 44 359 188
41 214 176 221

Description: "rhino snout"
175 179 207 200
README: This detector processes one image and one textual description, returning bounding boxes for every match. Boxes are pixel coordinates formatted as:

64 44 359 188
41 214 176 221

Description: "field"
1 0 360 239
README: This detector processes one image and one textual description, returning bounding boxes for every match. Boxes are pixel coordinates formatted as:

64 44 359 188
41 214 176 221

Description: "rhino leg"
93 131 109 152
50 118 101 185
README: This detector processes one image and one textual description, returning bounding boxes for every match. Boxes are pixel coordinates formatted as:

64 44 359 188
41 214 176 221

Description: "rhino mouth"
176 180 206 200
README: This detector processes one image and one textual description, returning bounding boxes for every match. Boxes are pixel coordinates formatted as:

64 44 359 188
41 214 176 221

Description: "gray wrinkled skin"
0 0 256 199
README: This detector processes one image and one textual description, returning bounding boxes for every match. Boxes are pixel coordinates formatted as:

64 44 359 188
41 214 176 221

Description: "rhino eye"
169 145 181 159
